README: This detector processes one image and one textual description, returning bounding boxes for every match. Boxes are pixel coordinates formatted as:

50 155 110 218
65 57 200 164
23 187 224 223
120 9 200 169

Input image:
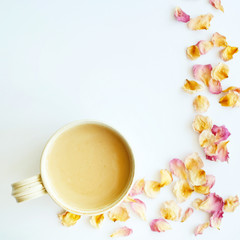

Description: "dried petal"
129 178 145 197
205 141 229 162
220 46 239 61
90 214 104 228
192 198 204 209
209 0 224 12
130 199 146 220
110 226 133 237
194 185 210 195
192 115 212 133
196 40 214 55
208 79 222 94
211 63 229 81
188 14 213 30
182 79 204 94
205 175 216 189
173 180 194 202
189 169 207 186
159 169 173 187
224 195 240 212
58 211 81 227
124 195 136 203
199 193 224 214
144 181 161 198
150 219 172 232
219 91 240 107
108 205 130 222
160 200 182 221
212 125 231 144
193 64 212 86
193 95 210 113
199 129 216 147
212 32 228 47
185 152 204 170
181 208 194 222
194 222 210 235
210 210 223 229
169 159 188 180
174 7 190 23
186 45 201 60
223 86 240 94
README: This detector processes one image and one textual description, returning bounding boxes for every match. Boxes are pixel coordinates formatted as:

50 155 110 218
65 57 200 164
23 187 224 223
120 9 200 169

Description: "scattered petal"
189 169 207 186
196 40 214 55
205 175 216 189
185 152 204 171
108 205 130 222
181 207 194 222
193 64 212 86
220 46 239 61
192 115 212 133
182 79 204 94
224 195 240 212
159 169 173 187
173 180 194 202
160 200 182 221
110 226 133 237
169 159 188 180
199 129 216 147
209 0 224 12
212 32 228 47
212 125 231 144
199 193 224 214
192 198 204 209
219 91 240 107
58 211 81 227
208 78 222 94
130 199 146 220
124 195 136 203
205 141 229 162
186 45 201 60
174 7 190 23
129 179 145 197
144 181 161 198
188 14 214 30
211 63 229 81
193 95 210 113
194 222 210 236
194 185 210 195
223 86 240 94
150 218 172 232
210 210 224 229
90 214 104 228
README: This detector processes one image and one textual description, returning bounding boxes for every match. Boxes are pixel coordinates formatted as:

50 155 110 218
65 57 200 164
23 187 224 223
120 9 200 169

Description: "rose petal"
186 45 201 60
169 159 188 180
210 210 224 229
182 79 204 94
110 226 133 237
58 211 81 227
193 64 212 86
108 205 130 222
208 79 222 94
199 129 216 147
174 7 190 23
192 115 212 133
188 14 214 30
185 152 204 170
159 169 173 187
211 63 229 81
220 46 239 61
192 198 204 209
209 0 224 12
90 214 104 228
129 179 145 197
199 193 224 214
124 195 136 203
193 95 210 113
181 207 194 222
205 175 216 189
224 195 240 212
130 199 146 220
189 169 207 186
223 86 240 94
196 40 214 55
205 141 229 162
194 185 210 195
144 181 161 198
160 200 182 221
150 218 172 232
219 91 240 107
212 125 231 144
204 143 218 161
173 180 194 202
194 222 210 236
212 32 228 47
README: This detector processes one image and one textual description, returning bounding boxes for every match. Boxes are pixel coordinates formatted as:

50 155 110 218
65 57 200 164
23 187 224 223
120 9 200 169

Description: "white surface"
1 0 240 239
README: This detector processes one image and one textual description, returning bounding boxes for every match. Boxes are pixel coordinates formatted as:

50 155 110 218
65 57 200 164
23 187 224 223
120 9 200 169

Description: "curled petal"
192 115 212 133
173 180 194 202
150 218 172 232
182 79 204 94
185 152 204 171
129 179 145 197
169 159 188 180
181 207 194 222
174 7 190 23
192 198 204 209
220 46 239 61
212 32 228 47
219 91 240 107
209 0 224 12
199 129 216 147
110 226 133 237
58 211 81 227
188 14 214 30
189 169 207 186
199 193 224 214
211 63 229 81
144 181 161 198
160 169 173 187
223 86 240 94
130 199 146 220
186 45 201 60
108 205 130 222
90 214 104 228
210 210 224 229
208 79 222 94
211 125 231 144
194 222 210 236
193 64 212 86
196 40 214 55
160 200 182 221
194 185 210 195
224 195 240 212
193 95 210 113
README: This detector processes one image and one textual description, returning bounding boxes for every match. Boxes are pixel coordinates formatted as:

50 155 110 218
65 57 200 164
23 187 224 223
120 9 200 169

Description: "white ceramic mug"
11 121 135 215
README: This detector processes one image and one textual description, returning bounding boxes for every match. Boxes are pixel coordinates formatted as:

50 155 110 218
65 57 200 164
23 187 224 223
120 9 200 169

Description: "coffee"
46 123 132 211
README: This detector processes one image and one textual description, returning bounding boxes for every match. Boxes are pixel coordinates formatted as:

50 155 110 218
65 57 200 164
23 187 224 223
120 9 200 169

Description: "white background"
1 0 240 239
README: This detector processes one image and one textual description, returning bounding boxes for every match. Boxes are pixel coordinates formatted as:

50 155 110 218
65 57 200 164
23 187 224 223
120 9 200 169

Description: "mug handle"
11 174 47 203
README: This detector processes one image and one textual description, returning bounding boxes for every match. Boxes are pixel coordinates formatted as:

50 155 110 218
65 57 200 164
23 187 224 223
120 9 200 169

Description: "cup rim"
40 120 135 215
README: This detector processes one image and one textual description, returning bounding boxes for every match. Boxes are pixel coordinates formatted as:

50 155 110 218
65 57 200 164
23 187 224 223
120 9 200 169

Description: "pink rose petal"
194 222 210 235
150 218 171 232
181 207 194 222
211 125 231 144
210 210 224 229
169 159 188 180
209 0 224 12
110 226 133 237
129 179 145 197
174 7 190 23
196 40 214 55
205 141 229 162
130 199 146 220
208 79 222 94
193 64 212 86
204 175 216 189
199 193 224 214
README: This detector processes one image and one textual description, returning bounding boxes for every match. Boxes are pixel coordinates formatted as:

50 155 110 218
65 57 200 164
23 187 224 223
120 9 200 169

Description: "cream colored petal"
192 198 204 210
110 226 133 237
185 152 204 171
194 222 210 235
144 181 161 198
129 178 145 197
193 95 210 113
188 14 214 30
181 207 194 222
182 79 204 94
211 63 229 81
173 180 194 202
169 158 188 180
192 115 212 133
108 205 130 222
58 211 81 227
150 218 172 232
159 169 173 187
212 32 227 47
130 199 147 220
199 129 216 147
224 195 239 212
196 40 214 55
193 64 212 86
160 200 182 221
90 214 104 228
189 169 207 186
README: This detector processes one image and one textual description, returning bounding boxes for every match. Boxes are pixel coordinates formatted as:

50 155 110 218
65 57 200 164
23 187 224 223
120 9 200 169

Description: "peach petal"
212 32 228 47
199 129 216 148
211 125 231 144
173 180 194 202
192 115 212 133
169 159 188 180
181 207 194 222
199 193 224 214
144 181 161 198
160 200 182 221
223 86 240 94
196 40 214 55
211 63 229 81
182 79 204 94
193 95 210 113
150 218 172 232
186 45 201 60
188 14 213 30
129 178 145 197
205 141 229 162
108 205 130 222
205 175 216 189
193 64 212 86
174 7 190 23
194 222 210 235
90 214 104 228
209 0 224 12
194 185 210 195
185 152 204 171
160 169 173 187
110 226 133 237
189 169 207 186
130 199 146 220
220 46 239 61
208 79 222 94
58 211 81 227
224 195 240 212
192 198 204 209
219 91 240 107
